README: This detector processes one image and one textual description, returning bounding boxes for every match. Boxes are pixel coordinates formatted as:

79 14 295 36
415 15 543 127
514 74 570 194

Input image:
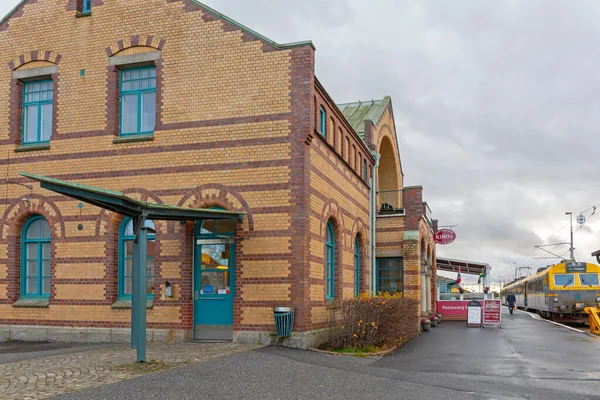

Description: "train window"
554 273 575 287
579 273 599 286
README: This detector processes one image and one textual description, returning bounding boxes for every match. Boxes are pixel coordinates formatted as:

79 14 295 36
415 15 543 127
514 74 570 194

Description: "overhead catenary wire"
520 203 600 269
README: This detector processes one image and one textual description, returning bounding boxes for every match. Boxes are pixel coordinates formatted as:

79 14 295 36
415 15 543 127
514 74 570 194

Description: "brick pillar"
402 186 423 231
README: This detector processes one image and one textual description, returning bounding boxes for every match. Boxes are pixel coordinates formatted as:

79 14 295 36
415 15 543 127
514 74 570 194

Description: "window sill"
14 144 50 152
111 299 154 309
12 298 49 308
76 12 91 18
113 134 154 144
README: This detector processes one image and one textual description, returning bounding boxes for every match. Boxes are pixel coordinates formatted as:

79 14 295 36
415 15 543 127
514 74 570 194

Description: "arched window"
21 216 51 297
319 106 327 138
354 237 360 297
119 217 156 297
325 221 335 299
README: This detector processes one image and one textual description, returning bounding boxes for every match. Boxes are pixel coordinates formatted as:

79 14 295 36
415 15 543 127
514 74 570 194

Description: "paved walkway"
0 342 258 400
54 309 600 400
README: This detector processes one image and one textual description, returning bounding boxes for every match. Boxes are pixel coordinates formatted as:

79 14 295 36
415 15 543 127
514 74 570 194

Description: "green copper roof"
20 172 244 221
1 0 314 51
337 97 391 139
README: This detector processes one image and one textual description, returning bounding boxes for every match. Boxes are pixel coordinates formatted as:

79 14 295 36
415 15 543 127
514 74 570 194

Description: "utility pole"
513 262 518 279
565 211 574 261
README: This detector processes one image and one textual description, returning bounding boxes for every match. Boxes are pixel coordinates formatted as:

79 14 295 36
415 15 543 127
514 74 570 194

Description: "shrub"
326 292 419 350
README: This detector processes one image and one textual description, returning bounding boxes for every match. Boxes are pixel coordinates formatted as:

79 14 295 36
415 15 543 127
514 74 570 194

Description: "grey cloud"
2 0 599 279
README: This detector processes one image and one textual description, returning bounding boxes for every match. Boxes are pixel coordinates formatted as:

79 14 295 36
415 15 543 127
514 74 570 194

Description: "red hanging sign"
434 229 456 245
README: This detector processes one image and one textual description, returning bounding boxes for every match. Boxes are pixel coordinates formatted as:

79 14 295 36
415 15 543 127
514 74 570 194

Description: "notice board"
483 299 501 326
466 300 481 327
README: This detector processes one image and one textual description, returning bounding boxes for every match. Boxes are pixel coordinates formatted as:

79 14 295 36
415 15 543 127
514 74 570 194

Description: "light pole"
565 212 575 261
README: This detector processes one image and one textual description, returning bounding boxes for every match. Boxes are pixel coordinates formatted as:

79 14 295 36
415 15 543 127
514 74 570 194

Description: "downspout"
370 152 380 296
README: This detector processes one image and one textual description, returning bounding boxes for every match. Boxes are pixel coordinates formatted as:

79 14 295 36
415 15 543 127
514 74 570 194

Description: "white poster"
467 305 481 325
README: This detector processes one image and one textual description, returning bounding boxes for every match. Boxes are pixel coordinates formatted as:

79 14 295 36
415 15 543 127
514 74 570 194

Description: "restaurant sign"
434 229 456 245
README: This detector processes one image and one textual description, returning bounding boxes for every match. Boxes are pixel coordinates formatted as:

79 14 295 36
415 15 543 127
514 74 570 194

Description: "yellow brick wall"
308 135 370 307
0 0 298 330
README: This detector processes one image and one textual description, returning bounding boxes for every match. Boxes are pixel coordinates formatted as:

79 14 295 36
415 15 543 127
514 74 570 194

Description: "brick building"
0 0 436 346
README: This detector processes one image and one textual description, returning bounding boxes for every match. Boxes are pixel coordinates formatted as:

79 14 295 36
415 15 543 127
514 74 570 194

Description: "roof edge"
0 0 27 29
188 0 316 51
314 77 375 162
0 0 316 52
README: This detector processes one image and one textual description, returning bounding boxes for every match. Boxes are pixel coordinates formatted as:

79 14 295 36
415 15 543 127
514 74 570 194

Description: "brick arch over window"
177 184 253 235
8 50 62 71
2 195 64 302
319 199 345 244
104 35 166 57
1 195 65 240
351 218 368 295
95 188 164 304
320 199 345 300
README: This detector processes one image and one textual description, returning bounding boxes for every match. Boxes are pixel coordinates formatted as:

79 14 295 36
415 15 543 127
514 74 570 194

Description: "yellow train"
500 261 600 323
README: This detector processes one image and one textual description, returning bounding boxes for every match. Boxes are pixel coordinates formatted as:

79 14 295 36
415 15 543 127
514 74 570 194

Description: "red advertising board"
434 229 456 245
483 299 501 325
437 300 482 320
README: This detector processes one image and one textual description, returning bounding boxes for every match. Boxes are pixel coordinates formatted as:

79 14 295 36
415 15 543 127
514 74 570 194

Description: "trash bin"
273 306 294 337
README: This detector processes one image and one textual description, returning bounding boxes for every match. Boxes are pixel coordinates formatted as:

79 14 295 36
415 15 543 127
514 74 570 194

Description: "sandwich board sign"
467 300 481 327
483 299 501 327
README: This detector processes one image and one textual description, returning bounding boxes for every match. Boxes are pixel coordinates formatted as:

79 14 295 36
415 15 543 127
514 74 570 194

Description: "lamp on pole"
565 212 574 261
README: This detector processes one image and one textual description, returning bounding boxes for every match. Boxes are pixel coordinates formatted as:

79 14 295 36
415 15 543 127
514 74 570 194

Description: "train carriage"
500 261 600 323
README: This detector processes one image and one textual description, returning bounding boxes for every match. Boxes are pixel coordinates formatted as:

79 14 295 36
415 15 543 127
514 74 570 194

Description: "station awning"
20 171 246 363
436 257 491 275
20 172 245 222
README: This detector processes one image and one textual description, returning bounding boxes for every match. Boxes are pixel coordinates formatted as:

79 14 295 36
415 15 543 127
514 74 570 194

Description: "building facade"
0 0 436 346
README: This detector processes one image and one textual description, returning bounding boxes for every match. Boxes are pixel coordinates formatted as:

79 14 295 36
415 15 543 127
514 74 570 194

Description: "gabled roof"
337 96 391 139
1 0 315 51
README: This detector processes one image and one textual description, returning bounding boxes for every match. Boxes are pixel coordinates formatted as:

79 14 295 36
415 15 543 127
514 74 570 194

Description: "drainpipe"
370 152 380 296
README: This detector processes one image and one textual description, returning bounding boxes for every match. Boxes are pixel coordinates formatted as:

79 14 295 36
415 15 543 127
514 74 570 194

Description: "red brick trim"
2 136 290 168
105 65 119 137
0 0 37 32
7 159 289 185
1 195 65 240
3 195 64 302
104 36 166 57
8 50 62 70
7 79 23 145
0 183 291 206
319 199 345 244
176 183 254 234
287 45 314 332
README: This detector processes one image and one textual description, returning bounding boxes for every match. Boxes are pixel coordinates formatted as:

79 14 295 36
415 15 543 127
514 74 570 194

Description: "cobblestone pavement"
0 342 259 399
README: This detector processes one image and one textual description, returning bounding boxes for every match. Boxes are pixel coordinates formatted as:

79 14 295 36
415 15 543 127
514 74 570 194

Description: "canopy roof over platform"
20 172 245 222
436 257 491 275
20 172 247 363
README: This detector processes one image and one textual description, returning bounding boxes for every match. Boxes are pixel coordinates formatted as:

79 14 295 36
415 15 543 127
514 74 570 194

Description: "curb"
307 345 399 358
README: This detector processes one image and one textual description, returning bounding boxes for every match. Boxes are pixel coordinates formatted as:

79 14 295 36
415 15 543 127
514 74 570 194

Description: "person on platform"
506 292 516 314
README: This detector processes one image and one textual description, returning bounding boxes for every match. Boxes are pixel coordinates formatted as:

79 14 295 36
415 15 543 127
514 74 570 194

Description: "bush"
326 292 419 350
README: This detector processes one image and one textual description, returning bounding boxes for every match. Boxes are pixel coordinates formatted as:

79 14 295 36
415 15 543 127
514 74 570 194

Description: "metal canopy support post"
133 222 148 362
131 236 139 350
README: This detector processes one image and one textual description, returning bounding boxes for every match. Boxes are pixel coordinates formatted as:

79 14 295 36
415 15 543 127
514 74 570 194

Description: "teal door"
194 218 235 341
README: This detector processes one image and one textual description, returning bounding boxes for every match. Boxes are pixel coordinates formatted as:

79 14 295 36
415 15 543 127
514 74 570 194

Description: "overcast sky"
3 0 600 285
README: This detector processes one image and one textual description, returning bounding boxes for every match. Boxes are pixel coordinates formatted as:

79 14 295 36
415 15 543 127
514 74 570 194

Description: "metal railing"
377 190 404 214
